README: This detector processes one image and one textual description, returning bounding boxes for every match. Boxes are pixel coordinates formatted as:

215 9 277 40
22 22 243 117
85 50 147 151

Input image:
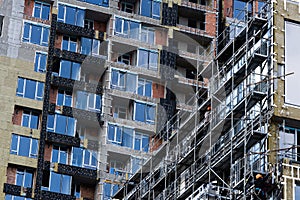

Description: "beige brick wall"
0 55 43 199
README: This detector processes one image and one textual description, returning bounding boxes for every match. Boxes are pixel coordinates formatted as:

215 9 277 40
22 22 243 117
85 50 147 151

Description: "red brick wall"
223 0 233 18
49 87 58 104
149 136 162 152
155 29 167 46
24 0 34 17
12 106 23 126
6 166 16 185
44 144 52 162
94 21 106 33
152 83 164 99
55 34 63 49
206 13 217 37
81 185 95 199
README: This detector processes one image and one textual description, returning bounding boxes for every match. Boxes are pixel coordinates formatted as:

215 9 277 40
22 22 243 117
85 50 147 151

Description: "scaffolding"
113 0 277 199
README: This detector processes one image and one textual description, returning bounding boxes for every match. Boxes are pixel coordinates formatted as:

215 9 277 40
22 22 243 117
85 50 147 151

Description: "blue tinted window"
81 37 92 55
58 5 65 22
135 102 145 122
138 49 149 68
10 134 18 154
56 114 67 134
16 78 24 96
142 136 149 152
22 110 39 129
10 134 38 158
58 4 85 27
19 136 30 157
141 0 151 17
66 6 76 25
152 1 161 19
16 78 44 101
34 52 47 73
130 21 139 39
122 128 133 148
34 2 50 20
134 134 141 151
31 25 42 45
30 139 38 158
23 22 49 46
72 147 83 167
115 17 122 33
24 79 35 99
23 23 30 42
145 81 152 97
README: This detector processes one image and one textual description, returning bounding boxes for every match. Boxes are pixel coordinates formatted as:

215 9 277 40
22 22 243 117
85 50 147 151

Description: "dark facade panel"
3 183 33 198
46 131 81 147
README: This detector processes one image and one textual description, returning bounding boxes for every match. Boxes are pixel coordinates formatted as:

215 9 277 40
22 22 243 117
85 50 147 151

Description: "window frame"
59 59 81 80
57 90 73 107
113 106 127 119
21 110 40 129
133 101 156 124
84 19 94 29
62 36 78 52
34 51 47 73
107 124 149 152
137 49 158 70
141 26 155 45
51 145 68 164
137 78 152 97
114 16 141 39
10 134 39 158
47 114 77 137
49 172 72 195
121 2 134 13
33 1 51 20
16 77 44 101
57 3 85 27
22 21 50 46
71 147 97 169
117 53 131 65
16 168 33 188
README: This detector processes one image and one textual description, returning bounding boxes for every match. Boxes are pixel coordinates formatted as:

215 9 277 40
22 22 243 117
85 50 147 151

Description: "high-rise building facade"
0 0 299 199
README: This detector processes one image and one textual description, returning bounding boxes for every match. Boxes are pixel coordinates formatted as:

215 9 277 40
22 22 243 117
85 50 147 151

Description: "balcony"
51 75 103 94
40 190 76 200
43 161 97 183
56 21 101 39
53 48 107 74
180 0 215 12
3 183 33 198
46 131 81 147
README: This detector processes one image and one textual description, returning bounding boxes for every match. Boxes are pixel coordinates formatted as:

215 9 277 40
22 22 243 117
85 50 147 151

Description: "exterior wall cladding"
1 0 300 199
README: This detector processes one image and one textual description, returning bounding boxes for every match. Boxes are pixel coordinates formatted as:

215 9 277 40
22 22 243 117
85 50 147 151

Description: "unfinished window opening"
0 15 3 37
121 2 134 13
188 19 197 28
84 19 94 29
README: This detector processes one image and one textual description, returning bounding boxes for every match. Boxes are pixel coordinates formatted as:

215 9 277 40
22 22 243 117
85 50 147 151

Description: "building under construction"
0 0 299 199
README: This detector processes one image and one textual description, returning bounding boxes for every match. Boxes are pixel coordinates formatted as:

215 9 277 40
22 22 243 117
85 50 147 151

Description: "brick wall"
12 106 23 126
55 34 63 49
94 21 106 33
149 136 163 152
152 83 165 99
223 0 233 18
44 144 52 162
6 166 16 185
49 87 58 104
155 29 167 46
206 13 216 37
81 184 95 199
24 0 34 17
